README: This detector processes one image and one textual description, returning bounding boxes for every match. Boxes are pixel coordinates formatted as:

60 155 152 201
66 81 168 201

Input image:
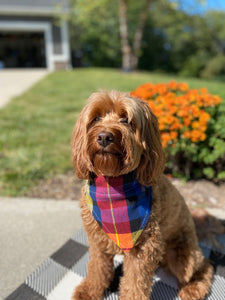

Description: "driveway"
0 197 82 299
0 69 48 109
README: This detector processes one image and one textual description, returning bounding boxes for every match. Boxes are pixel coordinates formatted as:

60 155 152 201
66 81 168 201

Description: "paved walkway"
0 69 48 109
0 197 82 299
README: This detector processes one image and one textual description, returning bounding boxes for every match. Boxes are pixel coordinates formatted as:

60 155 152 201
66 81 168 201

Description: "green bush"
201 55 225 79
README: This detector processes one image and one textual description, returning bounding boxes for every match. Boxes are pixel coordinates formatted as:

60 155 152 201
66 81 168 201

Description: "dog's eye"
130 121 136 131
120 118 136 131
88 116 101 130
94 116 101 122
120 118 129 124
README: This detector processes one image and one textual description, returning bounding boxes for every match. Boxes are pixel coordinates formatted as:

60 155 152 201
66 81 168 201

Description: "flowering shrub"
131 81 225 181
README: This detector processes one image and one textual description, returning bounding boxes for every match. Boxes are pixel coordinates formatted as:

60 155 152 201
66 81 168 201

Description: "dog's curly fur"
71 90 223 300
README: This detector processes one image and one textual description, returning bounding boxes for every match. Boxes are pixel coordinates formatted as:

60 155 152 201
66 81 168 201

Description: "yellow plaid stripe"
85 181 93 213
132 230 143 245
106 178 120 248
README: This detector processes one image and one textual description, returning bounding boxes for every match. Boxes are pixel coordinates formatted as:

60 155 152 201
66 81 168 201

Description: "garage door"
0 32 46 68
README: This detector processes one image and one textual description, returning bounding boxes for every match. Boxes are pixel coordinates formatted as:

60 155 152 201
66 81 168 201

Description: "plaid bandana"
85 172 152 252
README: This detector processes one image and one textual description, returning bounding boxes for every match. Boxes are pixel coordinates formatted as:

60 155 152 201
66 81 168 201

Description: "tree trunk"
118 0 132 71
131 0 151 70
118 0 151 71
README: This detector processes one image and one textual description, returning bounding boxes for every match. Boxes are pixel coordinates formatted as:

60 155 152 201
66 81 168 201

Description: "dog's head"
72 90 165 186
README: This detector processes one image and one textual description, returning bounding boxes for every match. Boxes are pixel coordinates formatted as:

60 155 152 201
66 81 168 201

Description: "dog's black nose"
97 131 114 147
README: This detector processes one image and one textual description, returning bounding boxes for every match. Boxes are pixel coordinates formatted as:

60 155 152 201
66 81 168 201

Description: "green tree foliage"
141 5 225 78
67 0 225 78
69 0 121 67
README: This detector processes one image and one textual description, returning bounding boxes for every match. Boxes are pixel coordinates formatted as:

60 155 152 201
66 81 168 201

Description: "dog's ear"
136 99 166 186
71 105 90 179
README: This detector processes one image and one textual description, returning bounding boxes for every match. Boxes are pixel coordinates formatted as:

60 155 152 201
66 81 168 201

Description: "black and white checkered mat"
5 228 225 300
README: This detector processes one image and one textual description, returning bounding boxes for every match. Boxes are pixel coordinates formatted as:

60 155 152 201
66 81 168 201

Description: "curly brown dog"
71 90 222 300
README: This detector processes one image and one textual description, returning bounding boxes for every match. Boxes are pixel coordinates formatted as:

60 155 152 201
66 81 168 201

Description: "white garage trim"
0 20 54 70
49 21 71 68
61 21 71 68
0 6 69 17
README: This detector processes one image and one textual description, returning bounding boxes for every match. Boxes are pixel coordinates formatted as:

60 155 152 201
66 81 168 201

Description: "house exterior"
0 0 71 70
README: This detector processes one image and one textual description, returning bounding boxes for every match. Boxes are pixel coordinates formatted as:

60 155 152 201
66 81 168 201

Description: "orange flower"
170 131 178 139
183 130 191 139
200 88 208 94
191 130 203 142
199 112 210 123
200 132 207 141
131 81 222 147
170 119 181 130
185 118 192 127
179 82 188 92
192 121 200 129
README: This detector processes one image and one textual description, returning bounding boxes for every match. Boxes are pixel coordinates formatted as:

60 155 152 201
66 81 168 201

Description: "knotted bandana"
85 171 152 252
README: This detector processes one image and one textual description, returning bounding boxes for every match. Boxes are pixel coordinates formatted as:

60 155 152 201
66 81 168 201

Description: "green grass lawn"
0 68 225 196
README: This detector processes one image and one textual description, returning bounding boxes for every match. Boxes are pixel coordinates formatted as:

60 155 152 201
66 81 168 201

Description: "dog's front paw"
72 281 101 300
72 288 92 300
72 287 91 300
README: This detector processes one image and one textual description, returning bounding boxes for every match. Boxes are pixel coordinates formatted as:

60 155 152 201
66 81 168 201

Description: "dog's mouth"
95 149 122 157
90 149 124 177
